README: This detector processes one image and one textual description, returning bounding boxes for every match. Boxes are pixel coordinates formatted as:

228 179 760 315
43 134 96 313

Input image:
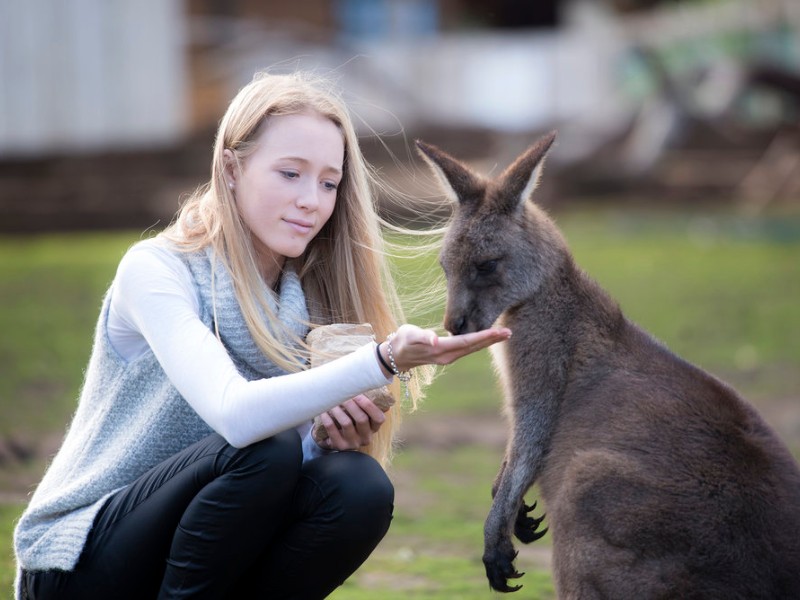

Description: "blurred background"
1 0 799 598
2 0 799 229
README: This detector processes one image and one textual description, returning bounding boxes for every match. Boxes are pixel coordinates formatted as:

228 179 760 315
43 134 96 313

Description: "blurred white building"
0 0 796 159
0 0 625 158
0 0 188 156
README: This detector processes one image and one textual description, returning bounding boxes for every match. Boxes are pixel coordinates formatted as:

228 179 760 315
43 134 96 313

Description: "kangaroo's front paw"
514 501 547 544
483 539 524 592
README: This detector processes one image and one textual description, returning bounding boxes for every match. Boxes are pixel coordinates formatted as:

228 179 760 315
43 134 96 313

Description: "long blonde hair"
161 70 429 466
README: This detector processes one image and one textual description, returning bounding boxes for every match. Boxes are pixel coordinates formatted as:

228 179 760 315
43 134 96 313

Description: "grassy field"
2 205 799 598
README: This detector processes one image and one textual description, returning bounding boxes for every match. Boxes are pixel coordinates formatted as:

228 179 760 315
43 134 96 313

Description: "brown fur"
417 132 800 599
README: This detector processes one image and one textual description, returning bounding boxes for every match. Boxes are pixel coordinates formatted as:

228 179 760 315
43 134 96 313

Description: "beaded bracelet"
386 332 412 401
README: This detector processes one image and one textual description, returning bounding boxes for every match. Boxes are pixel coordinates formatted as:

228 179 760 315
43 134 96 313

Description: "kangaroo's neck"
508 253 620 330
570 263 626 355
499 254 624 392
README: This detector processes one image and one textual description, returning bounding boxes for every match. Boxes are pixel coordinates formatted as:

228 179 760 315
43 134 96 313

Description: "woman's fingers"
322 395 386 450
318 411 348 450
321 411 360 451
431 327 512 363
343 395 387 439
390 325 512 371
351 395 387 432
328 405 362 447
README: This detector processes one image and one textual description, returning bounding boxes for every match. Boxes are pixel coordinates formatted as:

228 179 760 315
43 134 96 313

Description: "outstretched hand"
318 324 510 451
380 323 512 374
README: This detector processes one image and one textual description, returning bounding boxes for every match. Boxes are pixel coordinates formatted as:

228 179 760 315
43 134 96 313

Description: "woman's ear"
222 149 237 191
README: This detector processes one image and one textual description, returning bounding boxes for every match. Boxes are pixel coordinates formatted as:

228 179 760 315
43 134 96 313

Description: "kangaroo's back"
416 132 800 598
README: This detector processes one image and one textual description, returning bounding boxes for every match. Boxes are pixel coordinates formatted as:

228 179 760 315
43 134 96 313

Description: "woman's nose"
296 182 320 211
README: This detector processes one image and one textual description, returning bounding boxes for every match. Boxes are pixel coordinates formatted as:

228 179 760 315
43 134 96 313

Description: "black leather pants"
21 430 394 599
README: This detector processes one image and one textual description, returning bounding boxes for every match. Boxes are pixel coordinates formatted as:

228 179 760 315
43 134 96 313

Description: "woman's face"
225 111 344 283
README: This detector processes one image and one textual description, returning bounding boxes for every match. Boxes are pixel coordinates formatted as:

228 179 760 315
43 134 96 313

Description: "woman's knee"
350 453 394 510
223 429 303 490
313 451 394 517
337 453 394 541
248 428 303 462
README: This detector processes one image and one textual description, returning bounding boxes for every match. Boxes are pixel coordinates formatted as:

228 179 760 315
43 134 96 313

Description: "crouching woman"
14 70 510 599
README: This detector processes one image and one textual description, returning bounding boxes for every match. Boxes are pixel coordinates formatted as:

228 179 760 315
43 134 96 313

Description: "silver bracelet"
386 332 412 401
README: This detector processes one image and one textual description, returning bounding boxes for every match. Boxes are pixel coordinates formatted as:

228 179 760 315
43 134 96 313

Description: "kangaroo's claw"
514 501 547 543
484 546 524 592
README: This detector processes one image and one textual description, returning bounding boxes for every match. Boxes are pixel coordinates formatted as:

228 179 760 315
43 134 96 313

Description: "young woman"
13 71 511 599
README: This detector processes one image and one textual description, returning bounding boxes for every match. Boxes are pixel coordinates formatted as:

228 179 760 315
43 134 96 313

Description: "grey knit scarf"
183 247 310 381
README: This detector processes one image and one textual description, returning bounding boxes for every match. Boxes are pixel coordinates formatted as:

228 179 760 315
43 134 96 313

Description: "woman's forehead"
253 112 344 167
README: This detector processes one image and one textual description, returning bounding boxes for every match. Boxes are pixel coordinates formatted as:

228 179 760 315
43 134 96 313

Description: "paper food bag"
306 323 395 444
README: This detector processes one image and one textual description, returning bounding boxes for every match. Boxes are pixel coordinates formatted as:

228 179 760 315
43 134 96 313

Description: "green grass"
563 209 800 378
0 232 139 437
2 206 799 598
0 504 22 595
329 445 556 600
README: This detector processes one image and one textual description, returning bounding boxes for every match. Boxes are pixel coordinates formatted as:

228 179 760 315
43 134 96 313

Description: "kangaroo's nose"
446 315 467 336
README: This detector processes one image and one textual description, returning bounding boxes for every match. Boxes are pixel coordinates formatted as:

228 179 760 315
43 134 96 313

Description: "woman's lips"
284 218 313 234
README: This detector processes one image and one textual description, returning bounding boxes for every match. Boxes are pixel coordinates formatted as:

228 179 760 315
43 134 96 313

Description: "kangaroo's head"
417 131 568 335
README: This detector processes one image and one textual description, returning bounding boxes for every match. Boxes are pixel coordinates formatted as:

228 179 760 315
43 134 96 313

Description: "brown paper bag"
306 323 395 444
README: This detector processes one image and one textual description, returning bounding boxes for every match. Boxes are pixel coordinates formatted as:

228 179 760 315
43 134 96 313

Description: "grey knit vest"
13 240 310 582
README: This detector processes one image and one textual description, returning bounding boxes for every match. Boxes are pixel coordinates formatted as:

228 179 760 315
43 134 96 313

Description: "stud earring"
228 182 234 190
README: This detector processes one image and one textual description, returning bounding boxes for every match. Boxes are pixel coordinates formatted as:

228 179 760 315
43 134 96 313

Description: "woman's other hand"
316 394 387 451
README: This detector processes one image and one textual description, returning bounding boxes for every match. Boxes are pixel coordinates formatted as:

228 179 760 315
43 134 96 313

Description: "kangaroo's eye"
476 259 498 275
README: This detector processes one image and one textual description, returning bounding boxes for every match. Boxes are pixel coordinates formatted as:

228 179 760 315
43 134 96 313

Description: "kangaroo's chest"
488 341 513 403
491 310 565 400
489 341 509 378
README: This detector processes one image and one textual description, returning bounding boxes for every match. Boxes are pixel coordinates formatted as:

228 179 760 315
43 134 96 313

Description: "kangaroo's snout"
444 314 468 336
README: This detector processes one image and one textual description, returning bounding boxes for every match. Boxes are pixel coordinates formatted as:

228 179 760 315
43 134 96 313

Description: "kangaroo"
416 132 800 599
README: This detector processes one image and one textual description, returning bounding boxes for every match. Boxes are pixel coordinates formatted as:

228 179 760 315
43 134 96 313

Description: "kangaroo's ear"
416 140 484 206
498 130 557 212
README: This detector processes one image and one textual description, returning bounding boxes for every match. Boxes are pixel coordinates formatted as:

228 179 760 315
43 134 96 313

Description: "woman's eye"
323 181 339 192
280 170 299 180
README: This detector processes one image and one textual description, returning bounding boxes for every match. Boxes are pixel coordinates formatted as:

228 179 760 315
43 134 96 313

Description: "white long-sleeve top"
107 240 393 451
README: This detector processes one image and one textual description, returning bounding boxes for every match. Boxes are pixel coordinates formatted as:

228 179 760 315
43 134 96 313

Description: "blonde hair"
161 70 431 466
